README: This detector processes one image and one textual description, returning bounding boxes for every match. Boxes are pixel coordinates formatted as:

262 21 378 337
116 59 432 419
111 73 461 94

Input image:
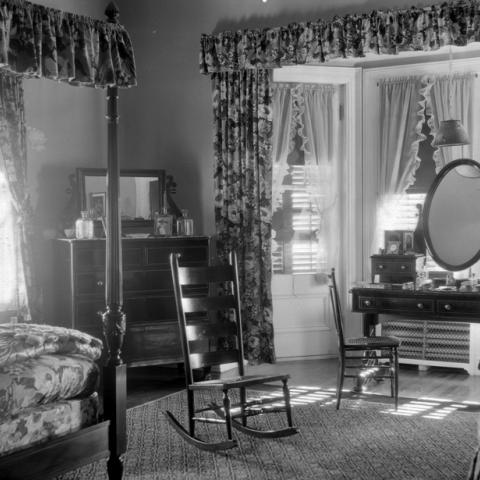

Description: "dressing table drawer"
357 295 434 314
435 300 480 316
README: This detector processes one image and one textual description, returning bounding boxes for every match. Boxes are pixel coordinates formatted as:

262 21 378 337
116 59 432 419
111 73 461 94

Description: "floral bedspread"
0 323 103 367
0 354 99 418
0 394 99 457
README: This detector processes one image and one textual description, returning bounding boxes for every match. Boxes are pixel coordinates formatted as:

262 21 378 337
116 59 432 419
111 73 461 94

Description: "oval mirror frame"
423 158 480 271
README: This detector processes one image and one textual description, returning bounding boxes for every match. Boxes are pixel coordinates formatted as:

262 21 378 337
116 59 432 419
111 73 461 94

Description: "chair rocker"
164 251 298 451
328 268 400 410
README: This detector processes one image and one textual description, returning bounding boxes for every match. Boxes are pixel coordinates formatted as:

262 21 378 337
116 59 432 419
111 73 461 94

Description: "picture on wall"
89 192 106 219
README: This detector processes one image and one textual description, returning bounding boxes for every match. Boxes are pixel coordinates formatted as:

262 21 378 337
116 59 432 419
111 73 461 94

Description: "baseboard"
275 354 337 362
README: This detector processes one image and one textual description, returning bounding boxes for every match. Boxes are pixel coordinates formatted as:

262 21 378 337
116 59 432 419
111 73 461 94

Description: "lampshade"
432 119 470 147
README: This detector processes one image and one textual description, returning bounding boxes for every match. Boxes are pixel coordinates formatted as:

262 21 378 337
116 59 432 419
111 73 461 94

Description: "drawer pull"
400 265 407 270
416 303 424 310
377 265 384 270
97 280 104 287
363 300 372 307
443 304 452 311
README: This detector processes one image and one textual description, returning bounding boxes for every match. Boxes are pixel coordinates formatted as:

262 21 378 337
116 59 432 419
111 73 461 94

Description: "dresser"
52 236 210 367
351 287 479 374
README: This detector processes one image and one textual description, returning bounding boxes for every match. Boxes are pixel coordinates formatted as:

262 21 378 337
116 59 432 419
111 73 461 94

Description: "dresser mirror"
76 168 166 234
423 158 480 271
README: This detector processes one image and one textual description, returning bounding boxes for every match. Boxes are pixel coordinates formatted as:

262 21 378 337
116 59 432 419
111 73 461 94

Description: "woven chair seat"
345 336 400 348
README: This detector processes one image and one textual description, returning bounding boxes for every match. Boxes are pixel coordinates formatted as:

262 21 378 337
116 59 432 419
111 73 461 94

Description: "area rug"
58 387 479 480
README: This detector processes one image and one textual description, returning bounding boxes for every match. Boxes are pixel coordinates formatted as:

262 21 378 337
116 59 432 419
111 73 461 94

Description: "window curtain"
424 73 474 172
0 72 39 321
200 0 478 74
272 83 340 273
374 77 426 251
0 0 136 88
212 69 275 364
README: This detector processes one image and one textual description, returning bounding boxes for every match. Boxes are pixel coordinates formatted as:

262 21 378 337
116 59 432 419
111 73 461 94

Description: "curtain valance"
200 0 480 74
0 0 136 88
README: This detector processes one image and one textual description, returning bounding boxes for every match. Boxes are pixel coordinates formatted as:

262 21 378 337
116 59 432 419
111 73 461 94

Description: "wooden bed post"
102 2 127 479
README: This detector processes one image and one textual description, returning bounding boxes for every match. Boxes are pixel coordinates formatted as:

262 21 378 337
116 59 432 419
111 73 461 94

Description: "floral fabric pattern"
0 0 136 88
0 393 99 457
0 353 99 416
200 0 480 74
0 323 103 367
213 69 275 364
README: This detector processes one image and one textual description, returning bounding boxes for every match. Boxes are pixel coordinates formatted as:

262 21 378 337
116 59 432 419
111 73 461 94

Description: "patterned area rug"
59 387 479 480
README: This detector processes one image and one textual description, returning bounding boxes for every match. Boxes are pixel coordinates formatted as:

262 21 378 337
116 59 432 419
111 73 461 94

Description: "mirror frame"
423 158 480 271
76 168 166 235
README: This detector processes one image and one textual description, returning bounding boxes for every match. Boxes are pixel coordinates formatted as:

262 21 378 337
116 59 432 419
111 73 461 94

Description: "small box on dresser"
370 254 425 285
50 236 210 367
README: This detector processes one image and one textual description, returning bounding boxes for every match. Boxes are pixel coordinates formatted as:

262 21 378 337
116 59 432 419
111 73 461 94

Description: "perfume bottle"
176 209 194 236
75 211 94 239
154 207 173 236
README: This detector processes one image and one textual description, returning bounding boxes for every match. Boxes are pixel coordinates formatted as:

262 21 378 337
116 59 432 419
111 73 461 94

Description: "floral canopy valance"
0 0 136 88
200 0 480 74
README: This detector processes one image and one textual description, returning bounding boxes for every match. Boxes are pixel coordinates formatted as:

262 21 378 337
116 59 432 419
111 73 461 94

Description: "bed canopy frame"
0 1 136 479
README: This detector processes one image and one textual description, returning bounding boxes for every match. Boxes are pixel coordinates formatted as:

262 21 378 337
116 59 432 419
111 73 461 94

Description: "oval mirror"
423 158 480 271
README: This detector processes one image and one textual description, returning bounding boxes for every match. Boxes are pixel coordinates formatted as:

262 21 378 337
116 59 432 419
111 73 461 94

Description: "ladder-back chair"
328 268 400 410
165 251 298 451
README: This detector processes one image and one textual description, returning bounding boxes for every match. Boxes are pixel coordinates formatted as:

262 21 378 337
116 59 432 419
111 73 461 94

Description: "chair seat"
189 374 290 390
344 335 400 349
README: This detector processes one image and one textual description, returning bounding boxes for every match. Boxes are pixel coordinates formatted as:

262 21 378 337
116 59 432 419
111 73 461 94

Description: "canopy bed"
0 1 136 479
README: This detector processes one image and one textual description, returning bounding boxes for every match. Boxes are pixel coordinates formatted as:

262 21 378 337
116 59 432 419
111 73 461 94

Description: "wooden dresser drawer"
146 244 208 266
357 295 434 314
124 323 183 365
372 260 413 274
435 299 480 316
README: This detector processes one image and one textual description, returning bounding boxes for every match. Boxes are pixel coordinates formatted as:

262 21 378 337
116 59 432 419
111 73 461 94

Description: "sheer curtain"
374 77 426 251
272 83 341 273
424 73 474 172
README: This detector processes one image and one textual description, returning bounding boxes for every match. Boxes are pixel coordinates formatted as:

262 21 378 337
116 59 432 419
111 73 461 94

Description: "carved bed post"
102 2 127 479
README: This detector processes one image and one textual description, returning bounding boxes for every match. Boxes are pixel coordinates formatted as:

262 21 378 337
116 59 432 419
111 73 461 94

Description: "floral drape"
0 0 136 88
212 69 275 364
0 72 38 321
200 0 480 74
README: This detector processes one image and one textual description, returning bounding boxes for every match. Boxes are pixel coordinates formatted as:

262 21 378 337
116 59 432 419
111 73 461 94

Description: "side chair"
328 268 400 410
164 251 298 451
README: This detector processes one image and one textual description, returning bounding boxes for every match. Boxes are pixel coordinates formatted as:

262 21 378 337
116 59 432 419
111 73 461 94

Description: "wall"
23 0 112 318
115 0 435 236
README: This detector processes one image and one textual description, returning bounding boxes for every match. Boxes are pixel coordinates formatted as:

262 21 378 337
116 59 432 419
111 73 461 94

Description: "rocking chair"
165 251 298 451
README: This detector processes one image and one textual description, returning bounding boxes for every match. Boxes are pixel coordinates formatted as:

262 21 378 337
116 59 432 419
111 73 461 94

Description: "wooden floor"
126 358 480 409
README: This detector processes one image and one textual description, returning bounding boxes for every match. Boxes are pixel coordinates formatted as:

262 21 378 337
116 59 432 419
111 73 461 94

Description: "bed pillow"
0 323 103 367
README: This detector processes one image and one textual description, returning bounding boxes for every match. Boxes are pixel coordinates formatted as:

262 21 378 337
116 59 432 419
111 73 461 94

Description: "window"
272 141 324 275
0 171 17 311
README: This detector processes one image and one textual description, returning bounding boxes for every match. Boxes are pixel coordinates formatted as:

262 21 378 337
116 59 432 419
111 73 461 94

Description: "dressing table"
351 159 480 374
